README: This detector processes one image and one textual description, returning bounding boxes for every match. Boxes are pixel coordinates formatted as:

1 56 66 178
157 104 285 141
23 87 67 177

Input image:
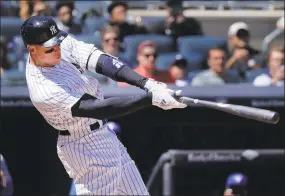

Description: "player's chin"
50 58 61 65
53 55 61 64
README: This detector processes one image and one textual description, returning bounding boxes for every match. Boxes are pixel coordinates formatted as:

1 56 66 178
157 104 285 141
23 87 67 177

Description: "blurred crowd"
0 0 284 87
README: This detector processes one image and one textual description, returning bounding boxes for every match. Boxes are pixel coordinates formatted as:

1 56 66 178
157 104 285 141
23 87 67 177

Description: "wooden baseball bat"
178 96 280 124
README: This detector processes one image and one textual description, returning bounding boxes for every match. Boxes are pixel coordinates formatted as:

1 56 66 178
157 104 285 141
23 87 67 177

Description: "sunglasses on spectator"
143 53 157 59
104 37 119 43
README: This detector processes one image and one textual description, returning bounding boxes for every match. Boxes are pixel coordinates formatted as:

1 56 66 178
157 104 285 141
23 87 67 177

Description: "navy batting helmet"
20 16 67 47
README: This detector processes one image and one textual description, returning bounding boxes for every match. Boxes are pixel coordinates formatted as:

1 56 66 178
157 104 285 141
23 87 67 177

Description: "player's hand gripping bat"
174 91 280 124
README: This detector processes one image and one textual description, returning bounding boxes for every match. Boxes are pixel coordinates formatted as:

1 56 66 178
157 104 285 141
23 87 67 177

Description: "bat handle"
173 90 183 98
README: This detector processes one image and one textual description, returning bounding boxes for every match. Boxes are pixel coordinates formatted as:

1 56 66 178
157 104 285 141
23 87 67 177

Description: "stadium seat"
142 16 165 34
177 36 227 57
122 34 174 63
245 68 269 83
227 69 242 83
74 1 106 15
188 70 204 82
73 34 102 49
0 17 24 42
82 17 108 34
156 52 204 71
183 53 206 71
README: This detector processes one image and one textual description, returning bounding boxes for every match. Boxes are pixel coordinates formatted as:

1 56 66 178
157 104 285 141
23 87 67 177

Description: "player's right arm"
45 87 185 120
71 89 185 120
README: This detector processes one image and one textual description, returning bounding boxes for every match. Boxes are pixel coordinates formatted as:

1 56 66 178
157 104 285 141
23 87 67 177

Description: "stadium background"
1 1 284 196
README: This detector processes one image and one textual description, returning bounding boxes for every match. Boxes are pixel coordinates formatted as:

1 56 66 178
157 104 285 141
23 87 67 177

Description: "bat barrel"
178 97 280 124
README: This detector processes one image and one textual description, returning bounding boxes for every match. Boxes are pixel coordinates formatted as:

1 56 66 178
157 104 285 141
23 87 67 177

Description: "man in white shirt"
191 46 240 86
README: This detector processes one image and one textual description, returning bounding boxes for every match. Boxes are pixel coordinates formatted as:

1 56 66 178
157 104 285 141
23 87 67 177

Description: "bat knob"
173 90 182 98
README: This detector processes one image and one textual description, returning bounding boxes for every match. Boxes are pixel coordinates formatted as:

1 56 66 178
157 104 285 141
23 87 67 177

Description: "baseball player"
21 16 186 195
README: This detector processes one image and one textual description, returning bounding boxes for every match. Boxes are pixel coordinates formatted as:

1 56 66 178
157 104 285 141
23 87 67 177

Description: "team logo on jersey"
50 25 57 35
112 59 123 68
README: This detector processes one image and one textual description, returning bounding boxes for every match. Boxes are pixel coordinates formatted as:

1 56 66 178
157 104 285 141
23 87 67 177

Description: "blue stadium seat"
156 52 204 71
122 34 174 63
82 17 108 34
183 53 206 71
142 16 165 34
188 70 204 82
245 68 269 83
73 34 102 49
177 36 227 57
0 17 24 42
227 69 242 83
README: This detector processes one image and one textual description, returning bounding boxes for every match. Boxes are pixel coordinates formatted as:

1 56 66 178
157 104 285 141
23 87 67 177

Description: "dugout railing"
146 149 284 196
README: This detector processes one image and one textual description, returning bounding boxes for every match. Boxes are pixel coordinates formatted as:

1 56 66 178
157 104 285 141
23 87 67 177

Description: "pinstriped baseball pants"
57 125 149 195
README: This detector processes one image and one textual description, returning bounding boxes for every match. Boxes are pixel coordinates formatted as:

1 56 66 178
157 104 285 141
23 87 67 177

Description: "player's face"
138 46 157 69
102 32 119 55
30 44 61 66
208 49 226 73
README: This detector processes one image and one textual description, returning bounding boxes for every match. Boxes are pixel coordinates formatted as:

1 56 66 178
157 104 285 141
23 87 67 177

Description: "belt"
59 120 108 136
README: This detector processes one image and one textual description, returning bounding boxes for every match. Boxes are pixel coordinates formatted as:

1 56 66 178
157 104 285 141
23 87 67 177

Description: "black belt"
59 120 107 136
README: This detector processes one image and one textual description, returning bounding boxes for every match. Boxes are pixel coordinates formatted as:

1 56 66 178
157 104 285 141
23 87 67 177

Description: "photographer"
163 0 203 45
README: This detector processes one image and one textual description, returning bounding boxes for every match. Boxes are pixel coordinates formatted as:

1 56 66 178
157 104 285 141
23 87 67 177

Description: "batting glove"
151 89 187 110
143 78 167 92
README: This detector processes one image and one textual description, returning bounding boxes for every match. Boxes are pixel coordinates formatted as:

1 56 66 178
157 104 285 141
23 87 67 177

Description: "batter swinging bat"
177 96 280 124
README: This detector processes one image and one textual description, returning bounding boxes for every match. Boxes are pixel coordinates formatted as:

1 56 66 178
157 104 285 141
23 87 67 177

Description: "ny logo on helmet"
50 25 57 35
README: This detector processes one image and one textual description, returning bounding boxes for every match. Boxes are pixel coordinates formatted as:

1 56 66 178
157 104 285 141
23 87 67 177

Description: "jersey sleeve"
60 35 105 72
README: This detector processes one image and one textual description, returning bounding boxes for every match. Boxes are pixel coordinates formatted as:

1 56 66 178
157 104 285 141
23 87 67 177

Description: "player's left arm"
88 53 166 92
62 35 166 92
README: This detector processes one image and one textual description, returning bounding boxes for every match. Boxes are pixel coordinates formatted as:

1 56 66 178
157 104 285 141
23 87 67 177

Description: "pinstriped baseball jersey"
25 34 150 195
25 35 105 137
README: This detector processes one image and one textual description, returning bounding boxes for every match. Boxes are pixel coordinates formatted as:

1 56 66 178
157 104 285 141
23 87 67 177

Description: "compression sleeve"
91 54 148 89
71 93 152 120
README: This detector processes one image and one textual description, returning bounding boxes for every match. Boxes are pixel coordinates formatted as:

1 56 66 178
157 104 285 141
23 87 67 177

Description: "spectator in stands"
168 54 189 87
31 1 51 17
225 22 260 71
157 0 203 47
245 17 284 69
118 40 174 86
0 154 14 195
20 0 50 19
101 25 121 57
55 1 82 35
0 36 12 75
107 1 148 42
191 46 240 86
101 24 134 67
253 46 284 86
